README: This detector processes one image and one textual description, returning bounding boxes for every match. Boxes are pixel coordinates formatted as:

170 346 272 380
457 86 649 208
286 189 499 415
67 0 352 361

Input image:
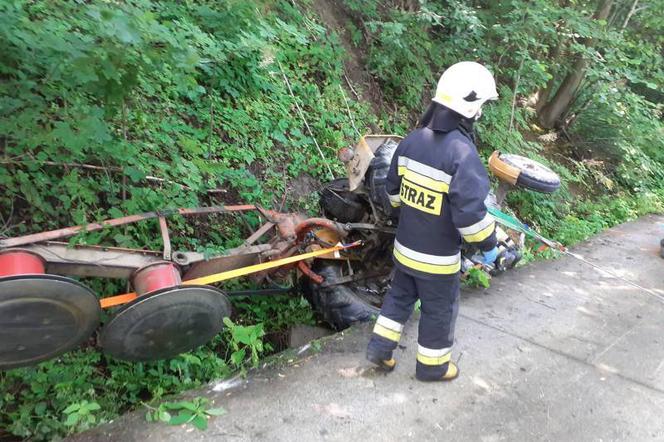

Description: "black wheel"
320 178 368 223
100 285 231 362
0 275 100 370
499 154 561 193
303 260 383 330
366 139 400 219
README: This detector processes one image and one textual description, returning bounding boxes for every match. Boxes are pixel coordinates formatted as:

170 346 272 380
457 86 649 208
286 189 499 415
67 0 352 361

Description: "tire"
303 260 381 330
320 178 368 223
366 140 400 219
499 154 561 193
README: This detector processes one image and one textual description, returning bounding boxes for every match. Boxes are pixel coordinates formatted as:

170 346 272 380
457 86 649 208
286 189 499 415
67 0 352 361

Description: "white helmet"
432 61 498 119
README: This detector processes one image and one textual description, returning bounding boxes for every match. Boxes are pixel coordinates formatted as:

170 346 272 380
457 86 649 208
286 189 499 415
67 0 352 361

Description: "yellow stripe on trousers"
373 323 401 342
417 352 451 366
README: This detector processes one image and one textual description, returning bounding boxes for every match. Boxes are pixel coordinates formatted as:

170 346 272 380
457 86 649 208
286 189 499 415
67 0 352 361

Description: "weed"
145 397 225 431
223 318 267 370
464 267 491 289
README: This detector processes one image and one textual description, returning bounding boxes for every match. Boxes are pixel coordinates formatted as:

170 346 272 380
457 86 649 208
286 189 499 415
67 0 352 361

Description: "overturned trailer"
0 135 561 370
0 205 360 369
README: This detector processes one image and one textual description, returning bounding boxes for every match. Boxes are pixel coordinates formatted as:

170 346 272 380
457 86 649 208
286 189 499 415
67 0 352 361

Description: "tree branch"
622 0 639 29
278 61 335 181
509 56 525 131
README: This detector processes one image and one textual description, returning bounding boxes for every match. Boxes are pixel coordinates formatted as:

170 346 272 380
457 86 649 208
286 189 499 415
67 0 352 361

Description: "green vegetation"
1 0 662 439
465 267 491 288
145 397 226 431
344 0 663 240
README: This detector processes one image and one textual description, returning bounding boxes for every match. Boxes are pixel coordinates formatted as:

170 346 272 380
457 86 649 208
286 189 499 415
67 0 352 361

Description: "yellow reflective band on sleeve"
399 179 443 215
417 351 452 366
398 165 406 176
459 214 495 243
373 323 401 342
393 248 461 275
403 169 449 193
462 221 496 243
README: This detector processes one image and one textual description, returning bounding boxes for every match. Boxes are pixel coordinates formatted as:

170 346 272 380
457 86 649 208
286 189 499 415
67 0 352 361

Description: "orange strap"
99 241 361 309
100 293 138 309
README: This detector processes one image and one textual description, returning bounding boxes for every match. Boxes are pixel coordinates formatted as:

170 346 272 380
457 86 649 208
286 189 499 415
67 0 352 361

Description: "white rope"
278 62 335 181
338 83 360 138
561 250 664 305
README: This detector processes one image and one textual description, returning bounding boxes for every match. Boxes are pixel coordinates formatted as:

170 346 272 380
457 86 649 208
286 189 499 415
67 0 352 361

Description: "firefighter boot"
365 347 397 372
416 361 459 382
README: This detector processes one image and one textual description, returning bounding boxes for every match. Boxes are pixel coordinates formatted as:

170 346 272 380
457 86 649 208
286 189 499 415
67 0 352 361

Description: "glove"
489 247 522 275
481 246 499 265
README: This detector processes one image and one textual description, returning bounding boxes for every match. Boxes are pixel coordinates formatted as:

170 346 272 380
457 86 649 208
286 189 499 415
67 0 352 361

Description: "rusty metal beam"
158 217 171 261
243 222 275 246
182 243 280 281
0 205 257 248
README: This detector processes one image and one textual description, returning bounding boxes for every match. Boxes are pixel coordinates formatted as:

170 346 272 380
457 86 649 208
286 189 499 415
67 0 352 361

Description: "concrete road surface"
72 215 664 441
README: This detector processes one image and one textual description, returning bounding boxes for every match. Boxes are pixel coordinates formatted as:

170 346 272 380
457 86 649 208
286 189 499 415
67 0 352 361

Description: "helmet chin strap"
420 102 477 145
458 116 477 144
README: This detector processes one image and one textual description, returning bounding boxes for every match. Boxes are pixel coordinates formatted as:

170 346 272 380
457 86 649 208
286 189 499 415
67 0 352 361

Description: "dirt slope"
310 0 384 115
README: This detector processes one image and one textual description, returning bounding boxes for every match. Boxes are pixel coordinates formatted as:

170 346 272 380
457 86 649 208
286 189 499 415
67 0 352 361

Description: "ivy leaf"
168 401 198 412
205 407 226 416
34 402 47 416
158 411 172 423
162 402 186 410
168 411 194 426
231 349 246 366
63 403 81 414
64 413 80 427
112 16 141 44
108 207 125 219
124 166 145 183
191 414 208 431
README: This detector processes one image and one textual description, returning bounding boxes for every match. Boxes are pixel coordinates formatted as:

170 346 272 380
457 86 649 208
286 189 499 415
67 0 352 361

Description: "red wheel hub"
0 250 46 277
132 262 181 295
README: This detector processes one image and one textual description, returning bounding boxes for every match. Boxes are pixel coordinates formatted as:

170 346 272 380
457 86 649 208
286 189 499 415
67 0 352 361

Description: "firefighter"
366 61 500 382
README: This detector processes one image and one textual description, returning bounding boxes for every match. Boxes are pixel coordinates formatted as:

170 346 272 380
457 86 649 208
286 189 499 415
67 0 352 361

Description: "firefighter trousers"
366 268 460 380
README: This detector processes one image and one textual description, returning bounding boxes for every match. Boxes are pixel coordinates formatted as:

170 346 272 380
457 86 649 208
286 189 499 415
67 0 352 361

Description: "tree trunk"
396 0 419 11
537 0 613 129
538 57 588 128
536 39 564 112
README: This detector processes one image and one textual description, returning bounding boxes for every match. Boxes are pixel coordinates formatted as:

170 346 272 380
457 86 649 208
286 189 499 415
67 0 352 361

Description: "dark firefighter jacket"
386 104 497 279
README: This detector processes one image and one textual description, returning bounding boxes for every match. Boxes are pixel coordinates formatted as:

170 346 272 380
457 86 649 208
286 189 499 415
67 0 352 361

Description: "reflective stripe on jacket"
386 106 497 278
